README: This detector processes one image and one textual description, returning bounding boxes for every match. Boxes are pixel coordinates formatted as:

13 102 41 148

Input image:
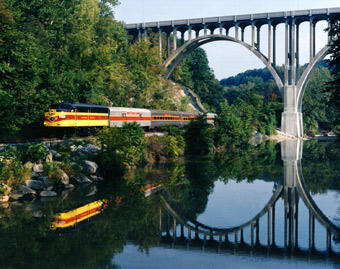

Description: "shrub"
42 162 62 184
98 123 146 175
184 114 215 155
25 143 49 163
146 135 184 162
59 162 83 179
0 159 30 189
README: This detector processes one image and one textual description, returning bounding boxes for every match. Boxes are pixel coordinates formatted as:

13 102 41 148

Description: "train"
44 102 215 135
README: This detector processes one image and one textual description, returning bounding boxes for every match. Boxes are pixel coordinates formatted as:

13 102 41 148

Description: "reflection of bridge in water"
158 140 340 261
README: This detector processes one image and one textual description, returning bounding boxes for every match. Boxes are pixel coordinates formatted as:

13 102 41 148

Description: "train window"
77 106 88 113
50 103 73 112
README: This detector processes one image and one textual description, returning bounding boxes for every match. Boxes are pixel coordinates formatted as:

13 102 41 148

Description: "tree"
172 48 224 110
184 114 215 154
98 123 146 175
326 13 340 127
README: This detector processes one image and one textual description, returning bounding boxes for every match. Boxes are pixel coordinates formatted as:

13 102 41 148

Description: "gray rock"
70 145 77 151
59 169 69 185
85 185 98 197
40 197 56 202
84 160 98 174
25 180 44 190
33 164 44 173
50 150 62 159
89 175 97 181
85 144 100 153
76 173 92 184
46 186 53 191
9 191 23 200
38 176 49 182
40 190 57 197
20 186 36 195
64 184 75 190
30 172 40 178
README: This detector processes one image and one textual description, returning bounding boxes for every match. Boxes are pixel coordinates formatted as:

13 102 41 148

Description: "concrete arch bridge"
125 8 340 137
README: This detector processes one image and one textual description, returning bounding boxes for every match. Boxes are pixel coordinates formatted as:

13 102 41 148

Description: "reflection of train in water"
44 103 215 135
51 184 163 230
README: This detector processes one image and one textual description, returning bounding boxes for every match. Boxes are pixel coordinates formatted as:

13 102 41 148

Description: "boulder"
59 169 69 185
50 150 61 160
64 184 75 190
33 164 44 173
85 185 98 197
38 176 49 182
40 190 57 197
20 186 36 195
9 191 23 200
46 186 54 191
76 173 92 184
89 175 98 181
25 180 44 190
84 160 98 174
30 172 40 178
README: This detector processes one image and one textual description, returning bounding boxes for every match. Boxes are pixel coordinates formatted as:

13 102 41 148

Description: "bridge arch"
163 35 284 96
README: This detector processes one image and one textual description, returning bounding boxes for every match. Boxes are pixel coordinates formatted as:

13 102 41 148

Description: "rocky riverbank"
0 141 103 207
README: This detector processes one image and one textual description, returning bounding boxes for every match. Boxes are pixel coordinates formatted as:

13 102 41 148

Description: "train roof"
58 103 108 109
108 107 151 113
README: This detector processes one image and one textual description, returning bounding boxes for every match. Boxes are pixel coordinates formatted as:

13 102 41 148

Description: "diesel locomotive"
44 102 215 135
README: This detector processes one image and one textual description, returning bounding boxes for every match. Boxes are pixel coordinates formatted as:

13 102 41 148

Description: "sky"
114 0 340 80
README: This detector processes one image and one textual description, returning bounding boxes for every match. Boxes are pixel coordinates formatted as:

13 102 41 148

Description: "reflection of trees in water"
166 141 283 222
302 140 340 194
0 179 161 268
214 140 282 183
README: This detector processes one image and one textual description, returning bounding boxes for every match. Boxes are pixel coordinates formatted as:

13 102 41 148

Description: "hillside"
220 64 337 133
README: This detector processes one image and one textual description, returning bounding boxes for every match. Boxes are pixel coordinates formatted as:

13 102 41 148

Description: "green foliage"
146 135 184 162
25 143 49 163
0 158 30 189
215 93 280 148
98 123 146 175
172 48 224 110
0 0 176 140
221 63 336 133
325 14 340 130
42 162 62 185
326 14 340 109
215 100 253 147
184 114 215 155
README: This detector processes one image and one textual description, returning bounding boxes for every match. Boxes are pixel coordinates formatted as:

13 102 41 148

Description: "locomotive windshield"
50 103 74 112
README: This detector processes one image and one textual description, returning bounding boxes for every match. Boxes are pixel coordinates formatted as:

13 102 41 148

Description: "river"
0 139 340 268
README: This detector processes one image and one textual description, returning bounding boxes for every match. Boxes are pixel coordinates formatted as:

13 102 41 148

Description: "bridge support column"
281 85 303 137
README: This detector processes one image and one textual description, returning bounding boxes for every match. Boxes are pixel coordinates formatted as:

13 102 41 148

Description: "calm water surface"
1 139 340 268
